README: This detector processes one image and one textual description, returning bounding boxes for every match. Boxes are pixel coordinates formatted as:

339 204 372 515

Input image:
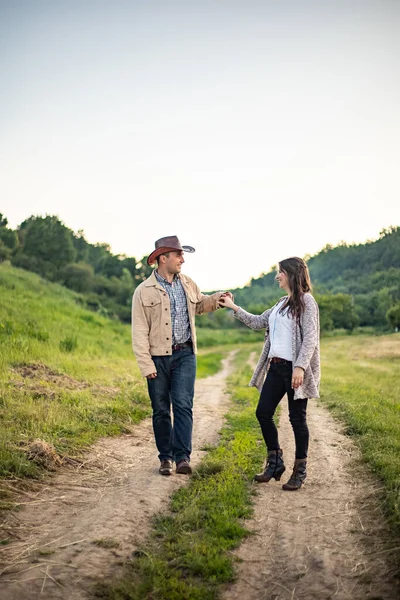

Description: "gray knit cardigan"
235 293 321 399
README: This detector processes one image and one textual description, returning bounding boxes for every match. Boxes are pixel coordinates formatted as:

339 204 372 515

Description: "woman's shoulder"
303 292 318 307
269 296 287 311
275 295 288 305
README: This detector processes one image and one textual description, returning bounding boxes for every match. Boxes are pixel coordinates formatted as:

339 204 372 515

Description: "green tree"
18 215 76 270
0 213 19 254
0 240 11 262
59 262 95 293
316 293 359 331
386 303 400 330
73 230 90 262
135 257 153 283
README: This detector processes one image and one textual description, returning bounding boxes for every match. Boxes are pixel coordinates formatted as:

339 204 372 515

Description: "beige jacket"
132 271 222 377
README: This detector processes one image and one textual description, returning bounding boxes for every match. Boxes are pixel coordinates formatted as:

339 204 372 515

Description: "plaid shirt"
155 271 191 345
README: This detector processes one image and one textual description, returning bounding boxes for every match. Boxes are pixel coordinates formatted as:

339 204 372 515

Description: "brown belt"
172 341 192 351
270 357 291 363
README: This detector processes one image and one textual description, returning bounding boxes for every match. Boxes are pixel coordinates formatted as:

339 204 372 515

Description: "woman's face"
275 268 290 292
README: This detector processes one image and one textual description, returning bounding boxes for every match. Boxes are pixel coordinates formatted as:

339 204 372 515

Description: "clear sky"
1 0 399 291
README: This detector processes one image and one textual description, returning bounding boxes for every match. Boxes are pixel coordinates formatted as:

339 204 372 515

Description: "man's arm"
195 289 225 314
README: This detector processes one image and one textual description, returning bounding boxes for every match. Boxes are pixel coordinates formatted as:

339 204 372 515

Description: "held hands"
218 292 238 311
146 373 157 379
291 367 304 389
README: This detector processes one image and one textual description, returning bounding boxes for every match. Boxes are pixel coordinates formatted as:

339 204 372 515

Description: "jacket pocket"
142 295 162 308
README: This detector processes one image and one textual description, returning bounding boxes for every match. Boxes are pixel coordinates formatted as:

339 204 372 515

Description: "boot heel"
282 459 307 491
273 466 286 481
255 450 285 483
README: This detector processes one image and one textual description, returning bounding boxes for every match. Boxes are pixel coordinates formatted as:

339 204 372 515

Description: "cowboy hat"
147 235 195 266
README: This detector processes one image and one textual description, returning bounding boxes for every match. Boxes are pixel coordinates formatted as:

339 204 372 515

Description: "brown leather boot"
282 458 307 490
254 449 286 483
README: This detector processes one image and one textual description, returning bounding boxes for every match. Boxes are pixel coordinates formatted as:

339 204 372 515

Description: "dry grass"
23 440 63 470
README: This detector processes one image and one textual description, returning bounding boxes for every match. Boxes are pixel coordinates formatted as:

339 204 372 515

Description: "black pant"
256 361 309 459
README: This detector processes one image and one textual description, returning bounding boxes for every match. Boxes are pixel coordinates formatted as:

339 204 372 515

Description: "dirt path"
221 372 399 599
0 351 236 599
1 349 399 600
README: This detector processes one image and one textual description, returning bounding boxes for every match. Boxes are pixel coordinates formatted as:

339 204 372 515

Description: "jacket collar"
144 270 164 291
144 270 186 291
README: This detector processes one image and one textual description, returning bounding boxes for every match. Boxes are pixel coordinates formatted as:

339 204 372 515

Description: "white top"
268 302 293 361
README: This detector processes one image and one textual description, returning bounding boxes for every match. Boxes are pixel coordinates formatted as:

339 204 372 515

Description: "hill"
1 211 399 332
224 226 400 331
0 262 149 479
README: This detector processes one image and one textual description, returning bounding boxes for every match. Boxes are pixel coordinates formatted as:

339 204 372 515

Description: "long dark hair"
278 257 312 323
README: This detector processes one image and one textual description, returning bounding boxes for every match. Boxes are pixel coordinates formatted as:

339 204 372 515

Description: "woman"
219 257 320 491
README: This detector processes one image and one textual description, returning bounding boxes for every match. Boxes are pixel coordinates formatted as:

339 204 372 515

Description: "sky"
1 0 399 291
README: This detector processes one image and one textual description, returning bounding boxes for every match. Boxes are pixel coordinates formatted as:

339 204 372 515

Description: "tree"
0 213 19 253
73 230 90 262
316 293 359 331
386 303 400 330
18 215 76 271
135 257 153 283
0 240 11 262
59 262 95 293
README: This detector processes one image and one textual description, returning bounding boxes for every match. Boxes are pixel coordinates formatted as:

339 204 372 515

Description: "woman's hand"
292 367 304 389
219 293 239 311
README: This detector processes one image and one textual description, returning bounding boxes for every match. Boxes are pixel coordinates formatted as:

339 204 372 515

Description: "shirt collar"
155 270 178 285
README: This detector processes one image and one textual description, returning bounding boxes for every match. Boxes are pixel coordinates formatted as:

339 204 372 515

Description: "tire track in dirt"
221 394 399 599
0 351 237 600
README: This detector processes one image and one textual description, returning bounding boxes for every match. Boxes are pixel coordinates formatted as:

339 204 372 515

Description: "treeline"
0 214 152 322
223 226 400 333
0 213 399 332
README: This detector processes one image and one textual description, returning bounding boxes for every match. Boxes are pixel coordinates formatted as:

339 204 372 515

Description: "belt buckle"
172 341 191 351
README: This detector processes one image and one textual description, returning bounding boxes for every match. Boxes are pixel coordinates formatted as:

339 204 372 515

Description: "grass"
94 346 263 599
0 264 225 482
1 262 399 592
320 333 400 533
94 333 400 599
197 327 263 348
92 538 121 549
196 350 224 379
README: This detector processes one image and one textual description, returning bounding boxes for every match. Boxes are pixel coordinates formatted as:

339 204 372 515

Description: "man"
132 235 230 476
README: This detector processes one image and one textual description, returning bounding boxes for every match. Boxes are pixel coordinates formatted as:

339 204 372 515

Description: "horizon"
1 1 399 291
2 210 397 291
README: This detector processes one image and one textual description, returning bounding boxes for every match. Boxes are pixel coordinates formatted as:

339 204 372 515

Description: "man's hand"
292 367 304 389
215 291 234 310
221 291 234 301
146 373 157 379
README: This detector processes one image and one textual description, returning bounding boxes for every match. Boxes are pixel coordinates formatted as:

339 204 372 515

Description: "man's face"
163 250 185 274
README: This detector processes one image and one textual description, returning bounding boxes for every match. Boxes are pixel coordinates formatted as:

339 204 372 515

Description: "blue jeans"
147 346 196 463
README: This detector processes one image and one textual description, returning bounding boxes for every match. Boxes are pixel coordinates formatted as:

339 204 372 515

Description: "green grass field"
0 264 148 479
320 333 400 532
1 263 399 596
0 264 250 481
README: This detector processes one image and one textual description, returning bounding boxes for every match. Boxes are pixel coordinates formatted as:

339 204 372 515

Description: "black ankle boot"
282 458 307 490
254 449 286 483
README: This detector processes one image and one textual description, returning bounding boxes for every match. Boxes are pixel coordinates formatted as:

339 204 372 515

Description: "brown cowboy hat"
147 235 195 266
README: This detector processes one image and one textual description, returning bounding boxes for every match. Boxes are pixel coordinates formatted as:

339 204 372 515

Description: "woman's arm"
219 295 272 330
295 294 319 371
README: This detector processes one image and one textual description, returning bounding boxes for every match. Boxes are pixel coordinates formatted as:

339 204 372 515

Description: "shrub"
59 335 78 352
